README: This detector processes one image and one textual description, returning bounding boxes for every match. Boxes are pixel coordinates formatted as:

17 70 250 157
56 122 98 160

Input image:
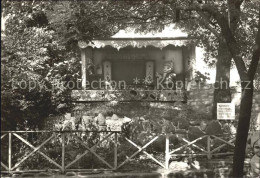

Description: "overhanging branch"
248 8 260 80
212 11 249 81
197 11 222 40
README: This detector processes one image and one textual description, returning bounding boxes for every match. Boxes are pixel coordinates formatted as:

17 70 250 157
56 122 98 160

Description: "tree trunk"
212 42 232 120
211 9 259 177
198 1 259 177
232 81 254 177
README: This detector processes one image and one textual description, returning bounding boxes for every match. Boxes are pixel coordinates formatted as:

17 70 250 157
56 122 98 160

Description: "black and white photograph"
1 0 260 177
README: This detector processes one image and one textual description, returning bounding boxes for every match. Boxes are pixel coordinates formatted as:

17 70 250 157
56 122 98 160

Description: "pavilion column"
182 47 186 90
80 46 93 89
185 45 196 82
190 46 196 81
81 48 87 89
184 45 196 93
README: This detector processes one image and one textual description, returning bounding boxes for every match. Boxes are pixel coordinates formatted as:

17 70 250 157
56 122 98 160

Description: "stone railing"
71 89 186 102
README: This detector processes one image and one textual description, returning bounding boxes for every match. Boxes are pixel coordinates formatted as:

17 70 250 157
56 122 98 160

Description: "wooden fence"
0 130 235 173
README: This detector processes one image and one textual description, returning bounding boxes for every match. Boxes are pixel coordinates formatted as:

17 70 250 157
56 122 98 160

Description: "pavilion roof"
78 37 197 50
78 25 197 50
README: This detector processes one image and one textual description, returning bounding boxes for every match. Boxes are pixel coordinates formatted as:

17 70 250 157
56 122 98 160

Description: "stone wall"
187 85 260 129
45 86 260 131
187 86 214 113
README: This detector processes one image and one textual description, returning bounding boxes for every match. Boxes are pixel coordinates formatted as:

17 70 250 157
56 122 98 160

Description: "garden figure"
200 121 207 131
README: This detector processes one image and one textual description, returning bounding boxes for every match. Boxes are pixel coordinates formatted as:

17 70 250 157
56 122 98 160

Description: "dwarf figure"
249 131 260 177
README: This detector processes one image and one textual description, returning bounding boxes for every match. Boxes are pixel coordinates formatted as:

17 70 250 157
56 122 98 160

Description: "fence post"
165 134 170 169
207 135 212 159
114 132 118 170
62 133 65 173
8 133 12 172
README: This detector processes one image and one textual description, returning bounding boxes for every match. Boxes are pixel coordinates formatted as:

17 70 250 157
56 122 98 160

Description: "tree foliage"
46 1 125 49
1 1 81 130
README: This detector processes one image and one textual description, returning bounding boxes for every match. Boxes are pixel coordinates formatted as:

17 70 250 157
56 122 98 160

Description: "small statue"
86 62 95 75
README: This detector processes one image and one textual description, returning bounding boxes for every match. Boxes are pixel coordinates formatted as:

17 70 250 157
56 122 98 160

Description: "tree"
176 12 233 119
1 1 81 130
45 1 126 48
214 2 260 177
1 0 125 130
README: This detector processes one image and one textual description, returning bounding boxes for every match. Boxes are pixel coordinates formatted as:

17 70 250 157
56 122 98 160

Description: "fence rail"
0 130 236 173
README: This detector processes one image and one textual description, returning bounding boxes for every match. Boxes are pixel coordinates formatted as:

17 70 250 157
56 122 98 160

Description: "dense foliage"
1 1 82 130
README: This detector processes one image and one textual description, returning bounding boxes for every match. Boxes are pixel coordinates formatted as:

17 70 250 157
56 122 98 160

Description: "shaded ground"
2 170 215 178
1 159 238 178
